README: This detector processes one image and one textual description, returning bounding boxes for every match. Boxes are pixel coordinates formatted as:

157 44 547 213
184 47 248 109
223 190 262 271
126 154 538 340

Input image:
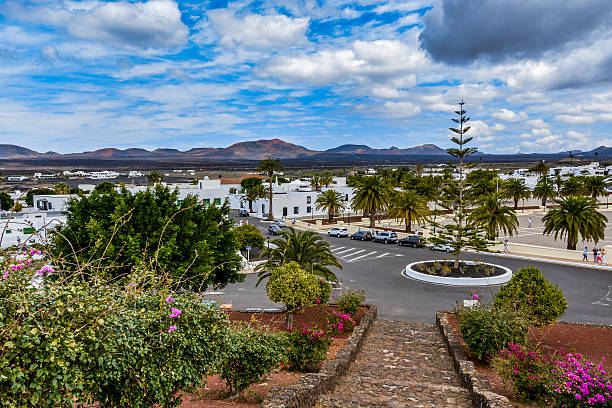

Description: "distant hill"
1 139 610 164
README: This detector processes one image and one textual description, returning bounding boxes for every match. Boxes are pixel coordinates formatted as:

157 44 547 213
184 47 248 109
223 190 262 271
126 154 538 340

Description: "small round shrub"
287 325 330 372
455 303 528 360
337 289 366 316
219 324 287 395
266 262 326 312
495 266 567 327
233 224 265 250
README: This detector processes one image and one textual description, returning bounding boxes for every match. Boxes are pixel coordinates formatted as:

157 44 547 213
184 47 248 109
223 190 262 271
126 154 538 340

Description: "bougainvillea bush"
327 310 355 337
0 252 249 408
493 343 612 407
287 324 330 372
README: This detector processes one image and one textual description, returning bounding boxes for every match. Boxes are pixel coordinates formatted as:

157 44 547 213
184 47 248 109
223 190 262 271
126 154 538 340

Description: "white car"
429 243 454 252
372 231 398 244
328 227 349 237
273 219 286 227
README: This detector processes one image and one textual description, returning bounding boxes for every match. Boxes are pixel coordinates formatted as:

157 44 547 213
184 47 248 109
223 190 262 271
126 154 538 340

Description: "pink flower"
170 308 181 318
168 325 177 333
472 294 479 300
3 271 8 279
166 296 175 303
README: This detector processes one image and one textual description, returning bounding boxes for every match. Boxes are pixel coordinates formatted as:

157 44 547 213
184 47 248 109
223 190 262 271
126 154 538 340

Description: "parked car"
350 231 373 241
429 243 453 252
328 227 349 237
268 224 282 235
273 219 286 228
372 231 398 244
398 235 427 248
238 209 249 217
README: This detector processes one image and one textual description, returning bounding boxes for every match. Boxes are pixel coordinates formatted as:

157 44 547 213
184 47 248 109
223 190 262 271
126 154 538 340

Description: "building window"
283 207 288 217
344 194 349 201
307 206 311 213
294 206 299 214
214 198 221 206
203 198 210 206
307 196 311 204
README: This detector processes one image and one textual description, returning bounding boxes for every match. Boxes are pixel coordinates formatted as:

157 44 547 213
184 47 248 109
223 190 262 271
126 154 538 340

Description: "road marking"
347 251 377 262
341 249 366 260
331 246 346 252
592 285 612 306
374 252 391 259
336 248 360 255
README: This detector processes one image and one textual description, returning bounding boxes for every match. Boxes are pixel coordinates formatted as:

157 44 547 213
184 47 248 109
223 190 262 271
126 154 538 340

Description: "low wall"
436 311 512 408
490 242 586 260
261 305 378 408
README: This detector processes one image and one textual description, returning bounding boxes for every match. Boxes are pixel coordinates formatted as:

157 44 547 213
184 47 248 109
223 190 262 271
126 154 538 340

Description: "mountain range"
1 138 610 163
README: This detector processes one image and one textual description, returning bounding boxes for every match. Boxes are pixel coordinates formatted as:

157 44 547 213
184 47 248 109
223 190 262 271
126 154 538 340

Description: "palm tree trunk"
329 211 333 223
541 197 546 207
268 175 273 221
567 241 577 250
514 198 519 210
369 210 376 228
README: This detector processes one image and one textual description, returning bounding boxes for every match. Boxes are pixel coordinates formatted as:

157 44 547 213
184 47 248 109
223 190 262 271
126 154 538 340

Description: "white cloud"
379 101 421 117
265 40 428 85
526 119 549 128
205 11 309 49
554 114 597 124
67 0 188 50
491 108 527 122
371 87 409 99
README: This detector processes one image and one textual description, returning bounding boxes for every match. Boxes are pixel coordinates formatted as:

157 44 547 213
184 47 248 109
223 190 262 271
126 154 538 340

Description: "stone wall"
261 305 378 408
436 311 512 408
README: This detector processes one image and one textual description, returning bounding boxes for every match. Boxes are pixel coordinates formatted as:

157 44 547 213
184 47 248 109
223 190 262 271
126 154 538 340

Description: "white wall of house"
32 195 76 211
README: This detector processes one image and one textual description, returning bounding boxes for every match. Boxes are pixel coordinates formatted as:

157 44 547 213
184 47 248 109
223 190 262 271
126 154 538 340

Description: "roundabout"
402 260 513 286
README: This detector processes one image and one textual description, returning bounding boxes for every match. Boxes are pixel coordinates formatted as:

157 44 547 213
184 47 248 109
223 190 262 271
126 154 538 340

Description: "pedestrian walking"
528 217 532 228
583 247 589 261
292 217 296 226
503 239 509 254
602 249 607 265
597 249 603 264
593 246 598 262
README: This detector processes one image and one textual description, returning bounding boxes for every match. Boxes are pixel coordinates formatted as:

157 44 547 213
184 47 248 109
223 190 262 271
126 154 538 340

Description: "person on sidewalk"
583 247 589 261
597 249 603 264
602 249 607 265
593 246 598 262
503 239 509 254
528 217 532 228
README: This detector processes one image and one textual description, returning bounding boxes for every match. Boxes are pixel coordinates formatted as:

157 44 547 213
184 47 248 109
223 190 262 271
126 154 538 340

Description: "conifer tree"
431 101 488 268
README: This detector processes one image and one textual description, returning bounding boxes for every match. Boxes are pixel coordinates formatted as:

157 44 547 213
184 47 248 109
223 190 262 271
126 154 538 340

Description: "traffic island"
403 260 512 286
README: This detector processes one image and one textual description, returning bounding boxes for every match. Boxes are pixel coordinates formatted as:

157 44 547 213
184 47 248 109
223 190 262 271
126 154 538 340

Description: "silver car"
429 243 453 252
328 227 349 237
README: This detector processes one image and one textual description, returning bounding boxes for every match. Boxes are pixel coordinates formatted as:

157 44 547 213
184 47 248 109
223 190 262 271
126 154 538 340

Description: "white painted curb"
403 260 513 287
465 250 612 271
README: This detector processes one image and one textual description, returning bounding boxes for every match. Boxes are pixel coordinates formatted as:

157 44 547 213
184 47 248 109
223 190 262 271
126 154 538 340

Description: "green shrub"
492 342 556 402
287 325 330 372
337 289 366 316
234 224 265 250
495 266 567 326
219 325 287 395
317 278 331 304
266 262 325 312
455 303 528 360
327 310 355 337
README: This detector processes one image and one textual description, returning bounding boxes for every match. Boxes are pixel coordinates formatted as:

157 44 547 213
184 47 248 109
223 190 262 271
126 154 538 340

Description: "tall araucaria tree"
431 100 488 268
258 158 283 221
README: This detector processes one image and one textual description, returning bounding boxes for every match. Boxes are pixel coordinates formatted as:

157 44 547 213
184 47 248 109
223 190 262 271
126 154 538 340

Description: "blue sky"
1 0 612 154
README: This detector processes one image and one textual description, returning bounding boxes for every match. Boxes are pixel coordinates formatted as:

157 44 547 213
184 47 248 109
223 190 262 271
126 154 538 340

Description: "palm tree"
533 175 557 208
530 161 548 176
256 228 341 286
309 175 321 191
468 194 518 240
54 182 70 194
582 176 609 199
351 175 389 228
560 177 585 197
502 179 531 210
387 190 430 232
258 157 283 221
320 171 334 188
146 170 163 186
315 189 346 223
243 184 268 213
542 196 607 250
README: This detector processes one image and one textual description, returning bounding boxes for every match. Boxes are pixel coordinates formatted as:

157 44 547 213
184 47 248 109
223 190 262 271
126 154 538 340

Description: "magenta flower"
165 296 175 303
167 325 177 333
170 308 181 318
472 294 480 300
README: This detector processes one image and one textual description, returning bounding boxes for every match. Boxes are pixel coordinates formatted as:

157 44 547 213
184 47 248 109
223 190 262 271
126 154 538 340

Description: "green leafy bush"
317 277 331 304
234 224 265 250
0 254 230 408
337 289 366 316
327 310 354 337
219 324 287 395
495 266 567 326
287 325 330 372
492 342 556 402
455 303 528 360
266 262 326 312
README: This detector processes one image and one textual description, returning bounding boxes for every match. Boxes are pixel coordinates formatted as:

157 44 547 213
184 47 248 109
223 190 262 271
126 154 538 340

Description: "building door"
283 207 288 217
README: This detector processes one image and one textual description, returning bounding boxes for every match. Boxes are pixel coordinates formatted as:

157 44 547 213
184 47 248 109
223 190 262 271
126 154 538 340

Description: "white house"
32 194 76 212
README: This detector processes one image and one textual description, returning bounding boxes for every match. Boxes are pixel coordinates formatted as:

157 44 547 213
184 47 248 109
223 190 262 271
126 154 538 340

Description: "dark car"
268 224 282 235
350 231 373 241
238 209 249 217
398 235 427 248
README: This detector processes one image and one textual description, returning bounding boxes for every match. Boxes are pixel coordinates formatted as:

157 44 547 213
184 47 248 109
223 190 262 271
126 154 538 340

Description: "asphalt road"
221 215 612 325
